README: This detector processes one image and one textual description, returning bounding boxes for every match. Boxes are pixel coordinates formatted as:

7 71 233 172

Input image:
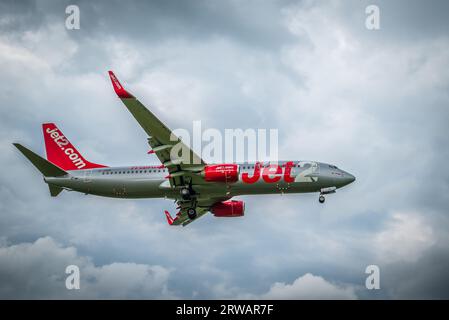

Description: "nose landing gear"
319 195 325 203
318 187 336 204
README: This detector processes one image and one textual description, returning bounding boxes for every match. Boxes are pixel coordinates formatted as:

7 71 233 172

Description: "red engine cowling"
203 164 239 183
211 200 245 217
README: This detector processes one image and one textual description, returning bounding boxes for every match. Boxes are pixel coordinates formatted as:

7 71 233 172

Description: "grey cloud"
0 237 174 299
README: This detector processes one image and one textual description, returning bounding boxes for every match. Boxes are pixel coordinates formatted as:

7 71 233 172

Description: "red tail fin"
42 123 107 170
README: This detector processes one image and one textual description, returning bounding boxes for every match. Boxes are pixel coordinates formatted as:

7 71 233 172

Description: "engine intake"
211 200 245 217
203 164 239 183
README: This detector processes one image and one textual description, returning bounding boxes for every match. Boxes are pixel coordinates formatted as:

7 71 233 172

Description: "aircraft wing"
108 71 233 227
108 71 206 188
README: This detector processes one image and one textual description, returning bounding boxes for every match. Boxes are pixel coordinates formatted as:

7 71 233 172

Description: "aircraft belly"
54 177 169 198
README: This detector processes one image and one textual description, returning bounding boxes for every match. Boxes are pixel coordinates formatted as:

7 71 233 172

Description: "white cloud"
0 237 174 299
242 273 357 299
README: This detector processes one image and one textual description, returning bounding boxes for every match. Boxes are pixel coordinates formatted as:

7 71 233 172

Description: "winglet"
108 71 135 99
164 210 175 225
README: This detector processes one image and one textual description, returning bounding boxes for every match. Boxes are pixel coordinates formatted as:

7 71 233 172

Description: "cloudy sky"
1 0 449 299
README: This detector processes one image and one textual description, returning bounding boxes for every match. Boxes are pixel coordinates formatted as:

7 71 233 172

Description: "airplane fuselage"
45 161 355 200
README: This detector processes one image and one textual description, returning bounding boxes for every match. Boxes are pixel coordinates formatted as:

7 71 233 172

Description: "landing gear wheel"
180 187 191 200
319 195 325 203
187 208 197 220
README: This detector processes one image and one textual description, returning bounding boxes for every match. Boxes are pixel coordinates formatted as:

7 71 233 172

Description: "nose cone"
341 172 356 186
347 173 356 184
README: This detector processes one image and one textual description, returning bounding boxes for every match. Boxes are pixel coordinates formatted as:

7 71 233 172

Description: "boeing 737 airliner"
14 71 355 226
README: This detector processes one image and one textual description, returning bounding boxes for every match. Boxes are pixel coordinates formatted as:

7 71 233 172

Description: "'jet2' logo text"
46 127 87 169
242 162 295 184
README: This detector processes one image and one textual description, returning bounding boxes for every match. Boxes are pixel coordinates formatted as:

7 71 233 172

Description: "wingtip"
164 210 174 225
108 70 134 99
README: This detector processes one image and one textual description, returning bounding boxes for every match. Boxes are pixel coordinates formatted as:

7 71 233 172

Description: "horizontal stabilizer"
48 184 63 197
13 143 67 177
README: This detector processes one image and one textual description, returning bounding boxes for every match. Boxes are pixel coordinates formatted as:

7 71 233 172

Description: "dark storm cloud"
1 0 449 299
387 248 449 299
80 0 297 48
0 0 42 33
1 0 297 48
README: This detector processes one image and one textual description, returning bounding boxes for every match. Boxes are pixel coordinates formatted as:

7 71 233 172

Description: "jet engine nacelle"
211 200 245 217
202 164 239 183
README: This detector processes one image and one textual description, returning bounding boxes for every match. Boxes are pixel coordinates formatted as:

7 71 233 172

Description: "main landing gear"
180 187 191 199
179 184 197 220
187 207 197 220
180 185 195 200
